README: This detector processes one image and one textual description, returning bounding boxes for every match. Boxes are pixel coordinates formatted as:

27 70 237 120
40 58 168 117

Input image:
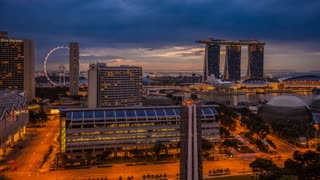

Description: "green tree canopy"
250 158 282 180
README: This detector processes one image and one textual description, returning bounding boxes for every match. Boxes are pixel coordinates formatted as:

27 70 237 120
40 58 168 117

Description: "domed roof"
310 96 320 109
267 95 308 108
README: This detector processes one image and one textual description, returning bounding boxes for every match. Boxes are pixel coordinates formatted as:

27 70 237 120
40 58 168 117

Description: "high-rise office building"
224 45 241 81
88 63 142 108
69 42 79 96
203 44 220 82
0 32 35 101
197 38 265 82
180 103 203 180
247 44 264 79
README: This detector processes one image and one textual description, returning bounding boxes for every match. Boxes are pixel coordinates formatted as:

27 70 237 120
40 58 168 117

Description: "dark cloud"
176 50 204 57
1 0 320 71
1 0 320 47
80 55 125 61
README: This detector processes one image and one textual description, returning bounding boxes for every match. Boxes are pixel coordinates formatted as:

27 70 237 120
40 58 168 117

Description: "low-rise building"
59 105 220 155
0 91 29 156
87 63 142 108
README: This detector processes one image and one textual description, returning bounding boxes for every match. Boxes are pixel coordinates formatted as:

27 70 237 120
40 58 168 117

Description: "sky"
1 0 320 72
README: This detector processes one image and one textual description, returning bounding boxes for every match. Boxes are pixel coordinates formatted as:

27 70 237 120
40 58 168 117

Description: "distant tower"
180 101 203 180
247 44 264 79
224 44 241 81
69 42 79 96
203 44 220 82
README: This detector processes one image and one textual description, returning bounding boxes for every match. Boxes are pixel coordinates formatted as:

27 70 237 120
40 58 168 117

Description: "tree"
217 105 237 131
100 149 113 161
61 154 69 168
266 139 277 150
253 122 270 140
29 110 36 123
255 139 269 152
249 158 282 180
150 142 166 160
129 148 144 157
221 139 237 149
85 151 93 165
219 126 230 139
316 144 320 152
202 138 213 153
285 150 320 179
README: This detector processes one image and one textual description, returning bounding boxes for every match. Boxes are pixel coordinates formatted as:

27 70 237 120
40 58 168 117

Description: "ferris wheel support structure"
43 45 69 86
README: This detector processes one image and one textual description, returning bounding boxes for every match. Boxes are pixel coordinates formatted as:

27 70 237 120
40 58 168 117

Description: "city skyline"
1 0 320 72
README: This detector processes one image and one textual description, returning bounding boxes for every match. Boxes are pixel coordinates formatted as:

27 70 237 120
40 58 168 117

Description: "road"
1 115 304 179
4 158 254 180
2 116 60 179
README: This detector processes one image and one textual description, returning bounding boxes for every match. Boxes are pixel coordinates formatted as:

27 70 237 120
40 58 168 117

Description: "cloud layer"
1 0 320 72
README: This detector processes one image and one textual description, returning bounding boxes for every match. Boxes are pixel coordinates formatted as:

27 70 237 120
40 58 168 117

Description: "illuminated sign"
0 39 23 43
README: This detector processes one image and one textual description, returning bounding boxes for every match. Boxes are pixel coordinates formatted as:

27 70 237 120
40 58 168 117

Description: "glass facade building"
247 44 264 79
198 38 265 82
203 44 220 82
224 45 241 81
59 105 219 154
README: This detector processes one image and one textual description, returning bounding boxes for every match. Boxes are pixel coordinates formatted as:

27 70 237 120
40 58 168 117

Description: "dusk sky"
1 0 320 72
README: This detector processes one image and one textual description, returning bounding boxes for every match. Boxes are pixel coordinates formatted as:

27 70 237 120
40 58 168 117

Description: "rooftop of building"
0 90 28 119
241 78 267 84
279 75 320 81
60 104 219 113
60 105 219 120
90 63 142 69
196 38 265 45
142 95 172 100
266 95 308 108
310 96 320 110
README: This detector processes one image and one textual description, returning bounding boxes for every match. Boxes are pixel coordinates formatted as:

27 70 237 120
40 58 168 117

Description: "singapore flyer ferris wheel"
43 45 69 86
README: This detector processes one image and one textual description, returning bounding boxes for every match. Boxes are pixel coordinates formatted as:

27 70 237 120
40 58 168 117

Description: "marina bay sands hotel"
196 38 265 82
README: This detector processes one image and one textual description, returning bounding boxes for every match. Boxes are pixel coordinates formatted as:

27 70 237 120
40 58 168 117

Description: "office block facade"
59 105 219 154
88 63 142 108
224 45 241 81
69 42 79 96
203 44 220 82
247 44 264 79
0 32 35 101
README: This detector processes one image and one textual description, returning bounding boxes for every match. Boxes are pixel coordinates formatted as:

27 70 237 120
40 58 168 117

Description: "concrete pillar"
10 135 14 147
114 147 117 158
18 129 22 140
124 148 128 157
165 147 169 155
